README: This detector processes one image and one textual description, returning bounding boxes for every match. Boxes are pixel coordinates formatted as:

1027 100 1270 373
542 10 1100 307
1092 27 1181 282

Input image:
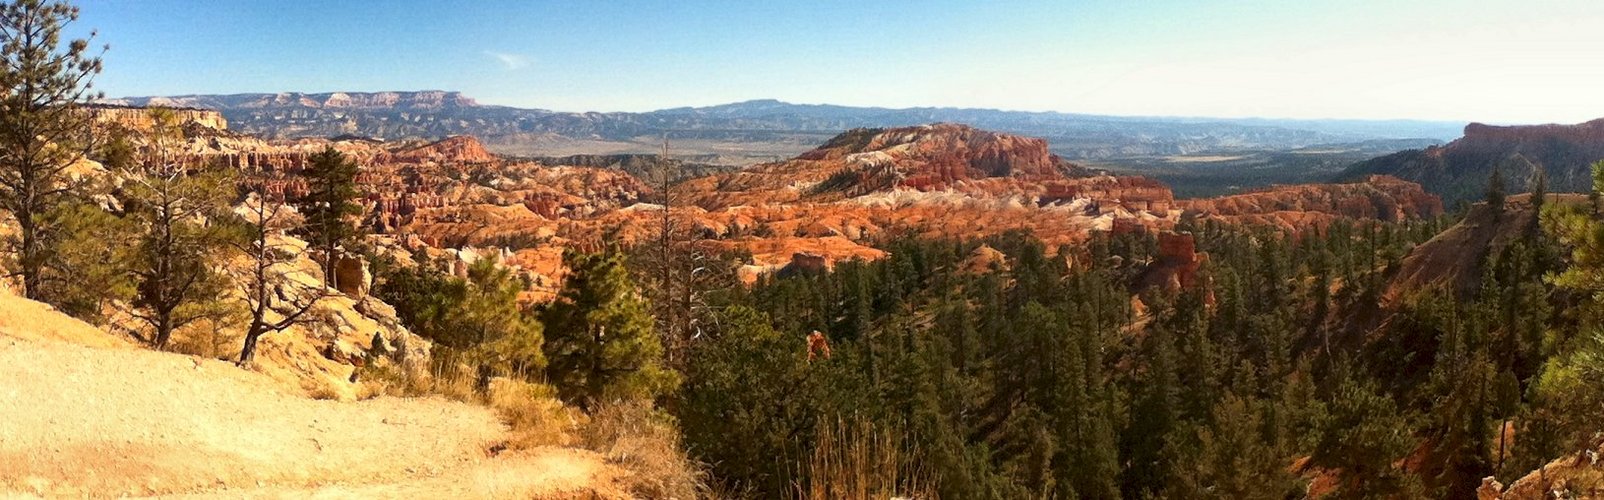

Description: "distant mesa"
1338 118 1604 204
106 90 479 111
101 90 1464 165
85 103 229 132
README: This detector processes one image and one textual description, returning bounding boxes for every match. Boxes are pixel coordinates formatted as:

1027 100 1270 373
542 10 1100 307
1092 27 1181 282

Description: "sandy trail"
0 312 621 498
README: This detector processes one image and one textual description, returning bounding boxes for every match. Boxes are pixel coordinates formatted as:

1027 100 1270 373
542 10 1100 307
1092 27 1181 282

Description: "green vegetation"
295 147 363 290
540 250 679 407
0 0 104 301
121 111 240 349
375 255 545 389
4 2 1604 497
658 205 1603 498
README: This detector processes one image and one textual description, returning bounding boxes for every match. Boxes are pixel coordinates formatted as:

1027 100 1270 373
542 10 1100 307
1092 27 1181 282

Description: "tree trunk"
323 238 338 293
18 211 40 300
239 327 263 366
154 313 173 350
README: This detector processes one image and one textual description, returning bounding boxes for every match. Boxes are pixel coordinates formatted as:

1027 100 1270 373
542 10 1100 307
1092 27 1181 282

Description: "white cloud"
484 51 531 71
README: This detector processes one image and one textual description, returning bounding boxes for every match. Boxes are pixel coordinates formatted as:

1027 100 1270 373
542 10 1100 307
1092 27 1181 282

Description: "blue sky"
74 0 1604 123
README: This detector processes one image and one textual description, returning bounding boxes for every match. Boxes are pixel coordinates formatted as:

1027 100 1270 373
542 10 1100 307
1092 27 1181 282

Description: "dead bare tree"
233 191 325 366
642 135 730 369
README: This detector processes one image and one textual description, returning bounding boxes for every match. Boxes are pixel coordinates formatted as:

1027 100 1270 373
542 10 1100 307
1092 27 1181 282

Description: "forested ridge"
661 181 1604 498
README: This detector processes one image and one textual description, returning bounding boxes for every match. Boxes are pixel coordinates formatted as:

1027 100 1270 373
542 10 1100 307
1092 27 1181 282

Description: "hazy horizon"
77 0 1604 124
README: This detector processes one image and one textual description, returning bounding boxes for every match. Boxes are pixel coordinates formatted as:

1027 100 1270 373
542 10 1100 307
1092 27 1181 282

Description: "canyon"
127 112 1444 299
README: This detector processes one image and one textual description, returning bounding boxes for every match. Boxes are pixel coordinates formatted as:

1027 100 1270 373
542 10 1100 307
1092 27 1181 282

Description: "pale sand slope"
0 295 624 498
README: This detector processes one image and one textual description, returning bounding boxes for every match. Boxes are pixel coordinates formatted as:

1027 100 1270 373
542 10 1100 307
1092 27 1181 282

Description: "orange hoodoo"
806 330 832 362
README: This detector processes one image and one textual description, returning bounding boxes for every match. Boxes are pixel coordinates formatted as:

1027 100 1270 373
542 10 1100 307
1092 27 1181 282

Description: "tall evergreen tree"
1312 372 1414 497
1171 393 1304 499
296 146 361 292
0 0 104 300
1123 319 1181 499
1530 167 1548 213
452 259 545 388
541 250 678 406
1486 166 1506 215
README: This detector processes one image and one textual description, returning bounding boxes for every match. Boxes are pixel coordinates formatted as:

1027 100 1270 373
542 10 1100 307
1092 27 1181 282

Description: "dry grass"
488 378 579 449
357 353 479 402
166 320 237 360
304 377 344 400
356 354 698 497
358 359 580 449
796 417 934 500
582 401 706 500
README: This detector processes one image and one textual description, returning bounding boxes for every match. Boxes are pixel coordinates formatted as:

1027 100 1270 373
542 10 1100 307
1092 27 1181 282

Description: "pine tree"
678 306 814 495
1171 393 1304 499
1122 320 1181 499
1312 372 1413 497
38 200 132 322
541 250 678 406
1530 167 1548 213
1492 369 1521 476
0 0 105 300
449 259 545 388
1058 311 1121 500
1487 166 1506 215
122 109 238 350
296 146 362 292
1590 160 1604 215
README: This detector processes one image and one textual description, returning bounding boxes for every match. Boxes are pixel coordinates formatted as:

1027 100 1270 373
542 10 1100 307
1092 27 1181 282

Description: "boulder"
333 256 371 298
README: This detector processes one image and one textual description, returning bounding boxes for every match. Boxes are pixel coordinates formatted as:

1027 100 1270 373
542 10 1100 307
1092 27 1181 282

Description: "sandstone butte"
100 111 1442 294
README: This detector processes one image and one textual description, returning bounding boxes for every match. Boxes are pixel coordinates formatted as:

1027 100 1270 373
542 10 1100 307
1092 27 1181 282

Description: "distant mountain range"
105 91 1462 163
1338 119 1604 204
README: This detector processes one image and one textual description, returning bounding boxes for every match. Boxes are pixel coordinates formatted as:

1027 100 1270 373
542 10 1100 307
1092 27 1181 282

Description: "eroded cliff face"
373 125 1187 287
1340 118 1604 203
1386 193 1580 302
1178 175 1442 233
87 105 229 132
111 90 479 111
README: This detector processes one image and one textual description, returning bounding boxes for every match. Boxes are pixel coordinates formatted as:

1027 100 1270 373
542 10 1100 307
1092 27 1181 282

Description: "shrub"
488 377 578 449
583 400 705 500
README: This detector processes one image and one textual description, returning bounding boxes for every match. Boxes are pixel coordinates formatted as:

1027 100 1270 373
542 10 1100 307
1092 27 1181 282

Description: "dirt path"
0 310 624 498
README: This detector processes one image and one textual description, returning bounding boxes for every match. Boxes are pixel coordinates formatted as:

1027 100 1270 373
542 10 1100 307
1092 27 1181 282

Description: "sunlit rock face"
1178 175 1443 234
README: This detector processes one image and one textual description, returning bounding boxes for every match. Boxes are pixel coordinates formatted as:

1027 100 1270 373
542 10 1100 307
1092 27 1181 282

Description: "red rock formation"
679 123 1109 209
389 136 498 165
786 252 831 273
1178 176 1442 233
1137 232 1212 302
